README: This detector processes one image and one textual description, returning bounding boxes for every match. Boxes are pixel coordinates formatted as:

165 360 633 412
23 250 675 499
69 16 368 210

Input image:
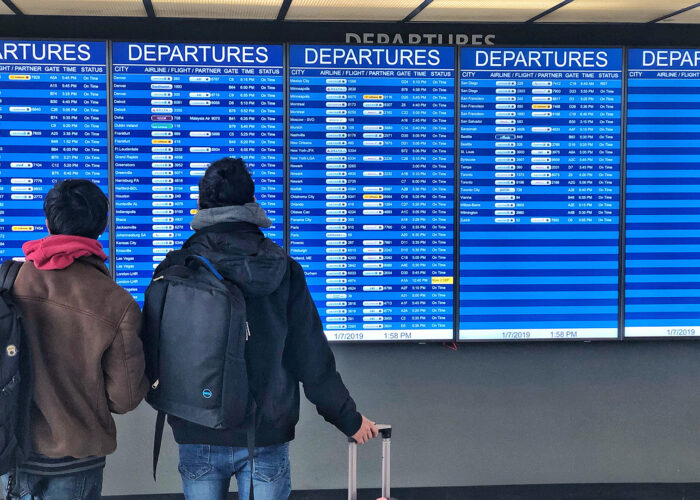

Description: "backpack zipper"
245 321 251 341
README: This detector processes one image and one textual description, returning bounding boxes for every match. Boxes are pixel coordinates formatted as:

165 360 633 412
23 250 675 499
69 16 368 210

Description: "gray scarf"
190 203 272 230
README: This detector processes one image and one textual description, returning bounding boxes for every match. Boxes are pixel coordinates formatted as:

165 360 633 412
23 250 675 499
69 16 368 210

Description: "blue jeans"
1 469 103 500
178 443 291 500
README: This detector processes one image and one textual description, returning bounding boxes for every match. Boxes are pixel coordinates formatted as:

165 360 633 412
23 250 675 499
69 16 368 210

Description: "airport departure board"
0 40 109 258
459 48 622 340
626 49 700 338
5 38 700 343
288 45 455 342
112 43 284 304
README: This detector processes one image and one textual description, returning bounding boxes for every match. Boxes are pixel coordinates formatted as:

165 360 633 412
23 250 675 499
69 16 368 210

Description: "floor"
105 483 700 500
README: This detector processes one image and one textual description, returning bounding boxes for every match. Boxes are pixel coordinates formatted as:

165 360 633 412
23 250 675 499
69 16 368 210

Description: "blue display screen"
626 49 700 338
0 41 109 259
112 43 284 304
288 46 455 342
459 48 622 340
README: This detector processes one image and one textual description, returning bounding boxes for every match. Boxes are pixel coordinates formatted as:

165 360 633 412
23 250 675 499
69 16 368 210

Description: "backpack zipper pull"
245 322 251 341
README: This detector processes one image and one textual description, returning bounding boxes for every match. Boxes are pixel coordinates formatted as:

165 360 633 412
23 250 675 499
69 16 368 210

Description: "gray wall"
102 341 700 496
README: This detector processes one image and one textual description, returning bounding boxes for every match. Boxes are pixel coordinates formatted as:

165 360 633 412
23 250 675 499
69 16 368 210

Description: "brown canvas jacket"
12 255 149 458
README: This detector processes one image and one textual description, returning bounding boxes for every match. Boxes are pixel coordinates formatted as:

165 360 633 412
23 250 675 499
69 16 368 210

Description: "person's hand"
351 415 378 444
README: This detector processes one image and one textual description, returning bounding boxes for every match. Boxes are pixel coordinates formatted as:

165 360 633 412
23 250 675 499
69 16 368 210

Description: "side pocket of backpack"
221 286 250 429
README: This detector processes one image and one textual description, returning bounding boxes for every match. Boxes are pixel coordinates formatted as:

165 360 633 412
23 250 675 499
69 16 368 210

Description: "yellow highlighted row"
432 277 454 285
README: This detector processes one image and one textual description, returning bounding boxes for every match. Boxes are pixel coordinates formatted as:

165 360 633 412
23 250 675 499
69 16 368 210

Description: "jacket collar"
194 221 262 236
183 222 264 251
79 255 110 277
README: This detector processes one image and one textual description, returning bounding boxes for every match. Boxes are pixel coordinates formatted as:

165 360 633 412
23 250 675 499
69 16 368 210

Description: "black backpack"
141 254 255 486
0 261 32 487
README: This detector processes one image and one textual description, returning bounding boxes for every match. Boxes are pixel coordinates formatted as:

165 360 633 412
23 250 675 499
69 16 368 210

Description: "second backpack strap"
152 411 166 480
0 260 22 292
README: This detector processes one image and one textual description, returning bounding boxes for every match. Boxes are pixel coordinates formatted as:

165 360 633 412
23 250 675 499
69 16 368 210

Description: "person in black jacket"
154 157 378 500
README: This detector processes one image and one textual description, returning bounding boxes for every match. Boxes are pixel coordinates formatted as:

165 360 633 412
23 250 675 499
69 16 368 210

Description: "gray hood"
191 203 272 231
184 203 286 297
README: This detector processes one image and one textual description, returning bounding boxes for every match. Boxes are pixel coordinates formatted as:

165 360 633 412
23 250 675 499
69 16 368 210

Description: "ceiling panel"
152 0 283 19
286 0 422 21
538 0 698 22
13 0 146 16
0 2 13 14
414 0 563 22
658 5 700 22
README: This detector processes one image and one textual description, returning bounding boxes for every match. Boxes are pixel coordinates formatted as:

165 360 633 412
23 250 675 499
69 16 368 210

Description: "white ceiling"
152 0 282 19
537 0 699 22
2 0 700 22
414 0 562 22
12 0 146 16
287 0 421 21
659 4 700 22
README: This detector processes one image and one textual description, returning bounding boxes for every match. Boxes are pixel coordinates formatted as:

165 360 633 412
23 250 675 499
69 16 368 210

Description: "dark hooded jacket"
153 218 362 447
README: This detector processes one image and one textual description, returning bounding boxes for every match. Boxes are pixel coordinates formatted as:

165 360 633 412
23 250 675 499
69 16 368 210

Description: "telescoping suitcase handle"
348 424 394 500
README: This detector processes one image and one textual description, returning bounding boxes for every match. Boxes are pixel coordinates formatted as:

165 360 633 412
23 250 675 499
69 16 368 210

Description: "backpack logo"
6 345 17 357
202 389 212 399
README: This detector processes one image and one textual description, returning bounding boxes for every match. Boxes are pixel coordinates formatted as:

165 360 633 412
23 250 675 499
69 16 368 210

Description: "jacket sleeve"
284 260 363 437
103 300 150 414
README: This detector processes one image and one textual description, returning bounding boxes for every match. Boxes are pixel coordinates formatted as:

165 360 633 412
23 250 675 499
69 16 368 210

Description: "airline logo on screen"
346 32 495 46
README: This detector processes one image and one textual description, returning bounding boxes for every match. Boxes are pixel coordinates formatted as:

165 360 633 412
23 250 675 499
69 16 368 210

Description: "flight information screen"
112 43 284 303
626 49 700 338
288 45 455 342
0 40 109 259
459 48 622 341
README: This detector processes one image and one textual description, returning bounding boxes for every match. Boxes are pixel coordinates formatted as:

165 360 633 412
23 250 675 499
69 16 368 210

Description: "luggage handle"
348 424 392 500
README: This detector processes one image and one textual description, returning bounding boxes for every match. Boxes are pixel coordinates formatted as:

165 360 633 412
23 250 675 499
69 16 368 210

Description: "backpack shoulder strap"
0 260 23 292
152 410 166 480
185 255 224 281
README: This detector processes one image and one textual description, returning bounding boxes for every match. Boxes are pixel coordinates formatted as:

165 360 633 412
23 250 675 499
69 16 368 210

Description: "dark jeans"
2 468 103 500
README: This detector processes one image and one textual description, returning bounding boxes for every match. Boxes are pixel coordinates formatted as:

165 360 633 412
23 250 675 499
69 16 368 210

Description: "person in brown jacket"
2 179 149 500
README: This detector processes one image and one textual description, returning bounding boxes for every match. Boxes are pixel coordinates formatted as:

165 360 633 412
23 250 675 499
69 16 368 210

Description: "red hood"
22 235 107 270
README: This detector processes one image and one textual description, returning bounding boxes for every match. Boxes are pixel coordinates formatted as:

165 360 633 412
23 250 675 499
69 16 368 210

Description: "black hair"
198 157 255 209
43 179 108 239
